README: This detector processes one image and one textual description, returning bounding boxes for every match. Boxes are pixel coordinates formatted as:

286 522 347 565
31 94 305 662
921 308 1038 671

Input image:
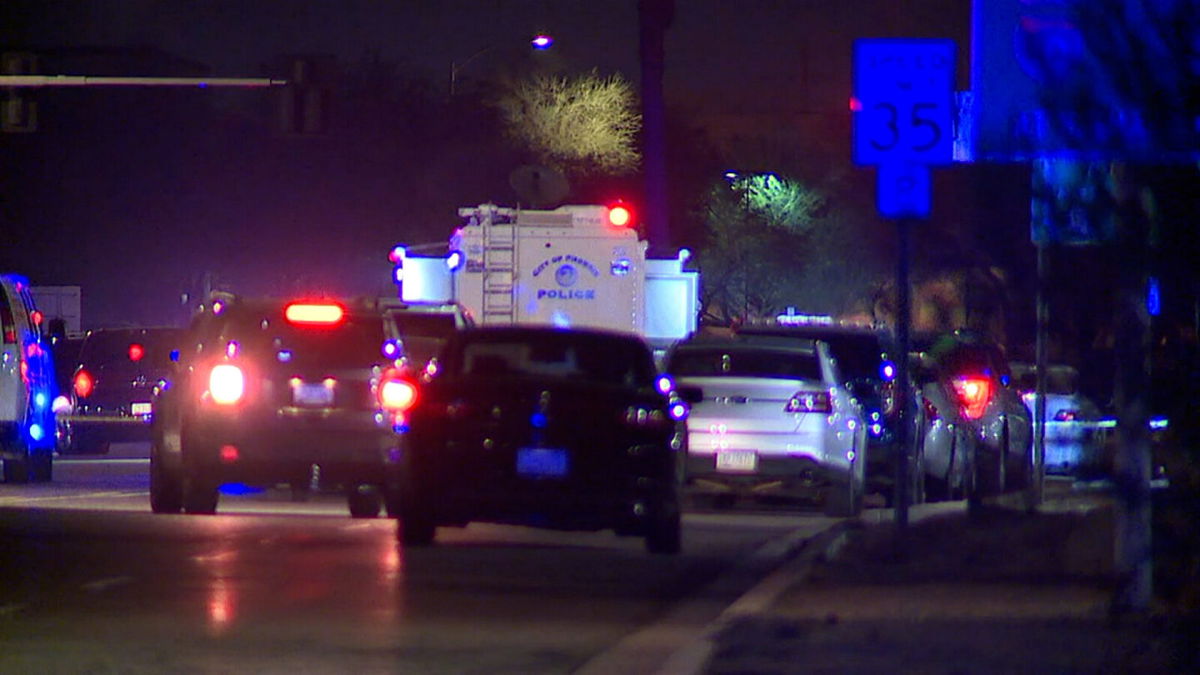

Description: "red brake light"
785 390 832 414
951 375 992 420
128 343 145 362
285 302 345 325
74 369 94 398
30 310 43 326
378 370 418 412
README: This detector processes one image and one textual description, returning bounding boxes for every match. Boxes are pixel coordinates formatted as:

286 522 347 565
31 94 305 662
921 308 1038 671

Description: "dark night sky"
0 1 991 330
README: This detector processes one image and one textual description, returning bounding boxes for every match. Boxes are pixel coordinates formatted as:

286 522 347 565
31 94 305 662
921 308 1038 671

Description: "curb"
654 519 858 675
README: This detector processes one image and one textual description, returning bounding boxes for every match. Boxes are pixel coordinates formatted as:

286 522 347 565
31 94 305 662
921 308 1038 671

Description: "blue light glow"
28 423 45 441
880 361 896 381
530 412 548 429
655 375 674 395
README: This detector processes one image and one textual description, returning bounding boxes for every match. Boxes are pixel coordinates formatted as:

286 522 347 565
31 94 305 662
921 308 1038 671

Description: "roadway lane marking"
82 576 135 593
0 490 145 506
0 603 28 617
55 458 149 465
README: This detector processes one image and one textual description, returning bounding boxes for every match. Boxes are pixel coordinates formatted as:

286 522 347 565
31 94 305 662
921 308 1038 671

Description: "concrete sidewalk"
679 491 1188 674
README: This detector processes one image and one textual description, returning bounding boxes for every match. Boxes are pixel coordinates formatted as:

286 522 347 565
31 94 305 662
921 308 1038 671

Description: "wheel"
645 494 682 555
3 453 30 484
396 486 436 546
149 453 183 513
347 486 383 518
29 451 52 483
383 486 403 518
824 474 863 517
397 505 436 546
182 478 219 514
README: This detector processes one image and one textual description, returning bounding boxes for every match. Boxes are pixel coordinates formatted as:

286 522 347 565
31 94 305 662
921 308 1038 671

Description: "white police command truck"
390 203 699 354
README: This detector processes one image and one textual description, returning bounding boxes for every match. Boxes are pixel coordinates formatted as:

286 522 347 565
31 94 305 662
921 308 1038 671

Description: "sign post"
854 38 956 538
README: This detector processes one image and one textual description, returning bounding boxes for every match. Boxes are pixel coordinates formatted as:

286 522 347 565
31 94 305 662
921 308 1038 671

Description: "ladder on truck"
479 206 517 324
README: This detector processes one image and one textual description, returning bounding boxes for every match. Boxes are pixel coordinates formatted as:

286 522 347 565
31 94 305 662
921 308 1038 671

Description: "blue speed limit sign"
853 39 956 166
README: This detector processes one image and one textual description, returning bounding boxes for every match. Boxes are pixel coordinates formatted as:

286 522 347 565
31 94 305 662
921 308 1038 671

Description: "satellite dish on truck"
509 165 569 208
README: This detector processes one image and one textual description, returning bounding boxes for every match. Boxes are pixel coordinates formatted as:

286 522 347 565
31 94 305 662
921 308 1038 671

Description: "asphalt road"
0 446 838 673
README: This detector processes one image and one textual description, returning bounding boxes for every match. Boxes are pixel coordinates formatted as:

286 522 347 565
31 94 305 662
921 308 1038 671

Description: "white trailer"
392 203 699 351
30 285 82 336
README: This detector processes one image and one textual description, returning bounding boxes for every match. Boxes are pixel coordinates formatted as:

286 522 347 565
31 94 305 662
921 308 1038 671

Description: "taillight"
1054 410 1080 422
951 375 992 420
128 343 145 362
880 380 897 416
74 369 95 398
922 396 941 422
378 370 418 411
785 390 832 413
209 364 246 405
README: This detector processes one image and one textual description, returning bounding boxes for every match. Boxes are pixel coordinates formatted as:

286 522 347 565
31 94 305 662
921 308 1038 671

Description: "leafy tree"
496 70 641 175
696 173 826 324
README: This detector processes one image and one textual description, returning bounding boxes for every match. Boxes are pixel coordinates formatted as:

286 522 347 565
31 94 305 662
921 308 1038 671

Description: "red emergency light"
607 201 634 228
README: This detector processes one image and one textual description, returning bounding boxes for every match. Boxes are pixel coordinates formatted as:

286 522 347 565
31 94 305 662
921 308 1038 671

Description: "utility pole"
638 0 674 254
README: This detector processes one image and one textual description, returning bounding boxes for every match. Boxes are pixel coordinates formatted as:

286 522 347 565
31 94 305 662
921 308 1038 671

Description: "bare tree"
496 70 641 174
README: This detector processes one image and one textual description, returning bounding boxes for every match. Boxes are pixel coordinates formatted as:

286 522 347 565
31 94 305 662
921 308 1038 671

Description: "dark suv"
64 327 183 454
735 320 924 502
398 326 687 553
149 297 416 517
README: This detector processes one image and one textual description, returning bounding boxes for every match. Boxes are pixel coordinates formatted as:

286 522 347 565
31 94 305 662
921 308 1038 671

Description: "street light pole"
449 34 553 97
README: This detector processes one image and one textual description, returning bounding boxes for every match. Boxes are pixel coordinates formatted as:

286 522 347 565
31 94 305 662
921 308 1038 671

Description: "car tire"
398 506 436 546
149 454 183 514
182 478 219 514
645 494 682 555
348 486 383 518
824 474 863 517
29 451 52 483
2 451 30 484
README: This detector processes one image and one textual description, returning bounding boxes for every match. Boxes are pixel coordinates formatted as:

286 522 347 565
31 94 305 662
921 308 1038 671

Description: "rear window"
80 329 184 371
453 332 654 387
217 309 386 369
668 348 822 380
738 329 887 380
389 312 459 365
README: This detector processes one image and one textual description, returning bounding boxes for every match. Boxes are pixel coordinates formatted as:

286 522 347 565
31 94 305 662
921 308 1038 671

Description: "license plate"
293 383 334 406
716 450 758 472
130 402 152 416
516 447 569 478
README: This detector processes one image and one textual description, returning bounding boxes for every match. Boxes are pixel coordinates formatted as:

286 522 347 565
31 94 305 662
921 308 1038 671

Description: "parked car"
47 332 84 453
149 297 415 517
0 273 57 482
63 326 184 454
381 300 473 372
735 320 924 504
665 334 868 516
1012 362 1108 477
915 330 1033 501
398 326 687 553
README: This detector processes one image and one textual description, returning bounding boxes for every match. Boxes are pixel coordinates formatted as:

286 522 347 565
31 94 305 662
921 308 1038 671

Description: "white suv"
0 273 58 482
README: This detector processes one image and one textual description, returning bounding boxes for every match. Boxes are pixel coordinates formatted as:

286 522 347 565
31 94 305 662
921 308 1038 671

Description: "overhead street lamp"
449 33 553 96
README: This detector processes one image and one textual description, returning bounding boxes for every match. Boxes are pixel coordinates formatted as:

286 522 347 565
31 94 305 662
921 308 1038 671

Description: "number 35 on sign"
852 39 956 166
